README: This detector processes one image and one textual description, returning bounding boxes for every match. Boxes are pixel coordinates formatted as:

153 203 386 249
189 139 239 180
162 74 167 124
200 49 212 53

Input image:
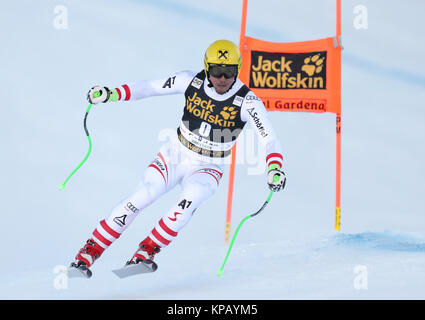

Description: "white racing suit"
91 70 284 252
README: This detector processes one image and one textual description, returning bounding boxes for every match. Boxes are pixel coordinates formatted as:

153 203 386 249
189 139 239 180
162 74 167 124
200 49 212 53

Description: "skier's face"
209 74 235 94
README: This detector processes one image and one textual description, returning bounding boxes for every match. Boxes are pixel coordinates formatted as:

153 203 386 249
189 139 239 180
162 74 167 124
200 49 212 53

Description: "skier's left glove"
267 164 286 192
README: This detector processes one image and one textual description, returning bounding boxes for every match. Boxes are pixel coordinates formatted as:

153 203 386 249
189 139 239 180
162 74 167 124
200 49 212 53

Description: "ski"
112 260 158 278
68 262 92 278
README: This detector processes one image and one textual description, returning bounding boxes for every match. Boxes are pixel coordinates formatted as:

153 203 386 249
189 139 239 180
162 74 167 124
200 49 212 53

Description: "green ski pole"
60 102 95 190
217 183 276 276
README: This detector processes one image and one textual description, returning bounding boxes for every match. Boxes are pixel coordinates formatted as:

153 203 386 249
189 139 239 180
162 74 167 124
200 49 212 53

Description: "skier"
70 39 286 277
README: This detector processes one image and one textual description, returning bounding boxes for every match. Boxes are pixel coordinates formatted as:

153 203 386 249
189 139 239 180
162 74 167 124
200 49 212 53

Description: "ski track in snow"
2 231 425 300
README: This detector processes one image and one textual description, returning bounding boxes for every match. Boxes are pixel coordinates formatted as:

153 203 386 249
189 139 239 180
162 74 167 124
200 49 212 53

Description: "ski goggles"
208 64 238 79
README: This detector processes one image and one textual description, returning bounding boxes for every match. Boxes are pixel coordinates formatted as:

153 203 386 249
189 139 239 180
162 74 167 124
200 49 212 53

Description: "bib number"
199 121 211 137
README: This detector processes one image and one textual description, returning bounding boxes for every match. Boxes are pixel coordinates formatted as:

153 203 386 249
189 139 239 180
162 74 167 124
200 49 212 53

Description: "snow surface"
1 0 424 299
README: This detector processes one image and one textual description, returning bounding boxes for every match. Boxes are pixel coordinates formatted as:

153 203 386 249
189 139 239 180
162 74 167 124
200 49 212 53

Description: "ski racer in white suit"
71 40 286 275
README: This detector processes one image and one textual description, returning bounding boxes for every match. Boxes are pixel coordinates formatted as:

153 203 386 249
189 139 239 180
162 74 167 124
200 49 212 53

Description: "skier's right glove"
87 86 119 104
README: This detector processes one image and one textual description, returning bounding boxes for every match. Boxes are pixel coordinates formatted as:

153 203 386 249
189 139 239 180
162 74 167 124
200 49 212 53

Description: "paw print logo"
220 106 238 120
301 54 324 76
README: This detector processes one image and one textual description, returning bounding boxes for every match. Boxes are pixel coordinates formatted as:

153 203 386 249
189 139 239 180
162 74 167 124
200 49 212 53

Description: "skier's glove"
87 86 118 104
267 164 286 192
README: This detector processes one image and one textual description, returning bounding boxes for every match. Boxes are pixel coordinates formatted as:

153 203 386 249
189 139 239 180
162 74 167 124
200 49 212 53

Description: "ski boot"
124 237 160 272
69 239 104 278
112 238 160 278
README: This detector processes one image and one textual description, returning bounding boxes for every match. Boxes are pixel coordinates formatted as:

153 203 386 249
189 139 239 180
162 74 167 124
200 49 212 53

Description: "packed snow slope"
1 0 424 299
